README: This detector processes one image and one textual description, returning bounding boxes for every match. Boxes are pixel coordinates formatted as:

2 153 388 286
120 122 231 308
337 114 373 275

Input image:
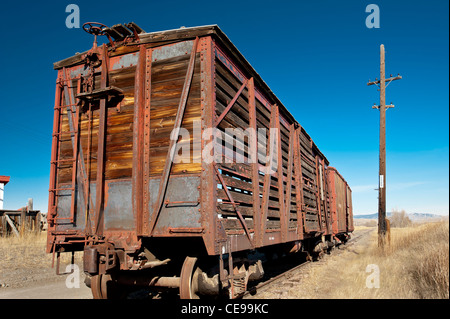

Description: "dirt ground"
246 226 375 299
0 232 91 299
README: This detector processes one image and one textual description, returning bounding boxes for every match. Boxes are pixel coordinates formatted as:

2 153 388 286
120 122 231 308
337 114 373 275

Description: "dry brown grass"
0 232 50 269
290 221 449 299
0 231 81 288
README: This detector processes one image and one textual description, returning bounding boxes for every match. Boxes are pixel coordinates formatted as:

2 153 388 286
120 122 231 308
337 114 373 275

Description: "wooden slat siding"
149 53 202 175
57 53 204 185
216 60 289 151
222 219 298 231
218 204 297 221
219 172 297 206
215 59 296 237
58 66 137 184
214 68 292 178
215 61 291 157
149 37 200 235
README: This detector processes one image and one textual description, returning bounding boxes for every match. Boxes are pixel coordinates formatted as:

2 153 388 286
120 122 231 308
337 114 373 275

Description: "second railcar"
326 167 354 242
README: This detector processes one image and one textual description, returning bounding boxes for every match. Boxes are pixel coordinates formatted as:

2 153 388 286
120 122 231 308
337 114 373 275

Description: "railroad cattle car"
326 167 354 241
46 22 353 299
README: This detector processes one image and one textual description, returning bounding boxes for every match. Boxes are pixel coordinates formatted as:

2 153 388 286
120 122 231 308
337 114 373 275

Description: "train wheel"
91 274 125 299
179 256 200 299
91 275 104 299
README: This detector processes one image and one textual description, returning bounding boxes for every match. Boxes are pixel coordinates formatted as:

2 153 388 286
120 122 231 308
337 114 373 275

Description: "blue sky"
0 0 448 215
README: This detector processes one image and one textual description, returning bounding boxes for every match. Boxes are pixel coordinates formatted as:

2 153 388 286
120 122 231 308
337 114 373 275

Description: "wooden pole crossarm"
367 75 402 86
372 104 395 109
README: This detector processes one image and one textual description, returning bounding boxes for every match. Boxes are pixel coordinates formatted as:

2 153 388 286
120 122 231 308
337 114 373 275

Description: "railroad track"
243 228 373 299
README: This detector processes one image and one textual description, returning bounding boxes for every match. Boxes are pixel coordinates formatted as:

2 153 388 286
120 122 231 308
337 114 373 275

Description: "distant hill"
354 212 442 220
354 213 390 219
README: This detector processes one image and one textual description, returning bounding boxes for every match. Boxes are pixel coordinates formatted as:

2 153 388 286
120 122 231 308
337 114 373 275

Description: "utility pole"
367 44 401 248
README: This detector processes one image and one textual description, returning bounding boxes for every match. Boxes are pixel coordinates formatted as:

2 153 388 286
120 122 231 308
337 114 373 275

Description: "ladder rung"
54 104 79 110
53 130 78 136
57 77 81 84
54 107 78 111
49 186 75 192
51 158 76 164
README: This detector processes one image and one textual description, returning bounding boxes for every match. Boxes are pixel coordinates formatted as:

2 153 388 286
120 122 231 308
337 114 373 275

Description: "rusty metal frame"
94 44 109 236
61 68 79 224
214 78 248 127
274 104 287 242
259 106 277 246
200 36 222 255
50 66 93 229
320 158 330 234
148 37 199 235
247 77 260 248
133 45 146 236
52 69 87 224
143 48 152 235
285 124 295 234
293 127 305 239
69 77 81 224
214 164 253 246
47 71 63 232
314 155 324 233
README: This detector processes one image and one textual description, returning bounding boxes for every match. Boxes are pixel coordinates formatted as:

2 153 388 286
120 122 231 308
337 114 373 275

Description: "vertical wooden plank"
247 77 259 247
20 208 26 236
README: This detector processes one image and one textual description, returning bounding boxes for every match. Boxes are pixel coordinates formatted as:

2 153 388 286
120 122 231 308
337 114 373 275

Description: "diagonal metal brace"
214 78 248 127
214 164 254 248
149 37 199 235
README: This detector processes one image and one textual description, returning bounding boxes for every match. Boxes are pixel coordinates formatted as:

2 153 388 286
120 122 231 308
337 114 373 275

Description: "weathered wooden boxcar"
326 167 354 240
47 22 353 298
